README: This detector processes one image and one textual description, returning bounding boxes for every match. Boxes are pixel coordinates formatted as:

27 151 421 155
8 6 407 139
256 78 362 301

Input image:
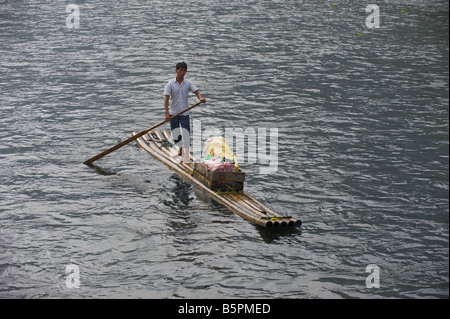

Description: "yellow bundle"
204 137 239 172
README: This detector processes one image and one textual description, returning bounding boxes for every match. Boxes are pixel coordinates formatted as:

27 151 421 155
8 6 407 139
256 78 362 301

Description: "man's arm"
164 95 170 121
194 90 207 103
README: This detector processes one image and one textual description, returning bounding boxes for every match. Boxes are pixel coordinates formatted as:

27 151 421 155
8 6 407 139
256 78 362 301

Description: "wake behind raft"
133 129 302 229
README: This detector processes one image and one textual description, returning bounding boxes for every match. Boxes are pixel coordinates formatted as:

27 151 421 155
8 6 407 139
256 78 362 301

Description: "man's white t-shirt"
164 78 198 116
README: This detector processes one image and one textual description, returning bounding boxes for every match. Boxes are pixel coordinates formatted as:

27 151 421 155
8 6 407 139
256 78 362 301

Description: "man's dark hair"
176 61 188 70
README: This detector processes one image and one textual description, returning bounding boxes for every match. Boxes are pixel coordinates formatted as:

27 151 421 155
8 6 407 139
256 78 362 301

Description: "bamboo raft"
133 129 302 229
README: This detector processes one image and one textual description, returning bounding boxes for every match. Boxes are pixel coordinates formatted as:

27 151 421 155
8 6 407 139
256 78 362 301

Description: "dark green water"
0 0 448 298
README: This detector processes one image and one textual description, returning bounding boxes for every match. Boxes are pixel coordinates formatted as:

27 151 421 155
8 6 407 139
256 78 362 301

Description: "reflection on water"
84 163 118 176
256 225 302 244
164 175 194 208
163 175 197 233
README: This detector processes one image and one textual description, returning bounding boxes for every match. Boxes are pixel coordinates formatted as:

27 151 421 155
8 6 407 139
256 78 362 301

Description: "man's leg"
169 117 183 157
170 116 181 145
179 115 191 162
179 115 191 147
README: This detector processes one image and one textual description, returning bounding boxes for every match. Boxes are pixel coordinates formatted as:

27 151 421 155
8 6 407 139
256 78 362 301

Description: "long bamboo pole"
83 101 204 165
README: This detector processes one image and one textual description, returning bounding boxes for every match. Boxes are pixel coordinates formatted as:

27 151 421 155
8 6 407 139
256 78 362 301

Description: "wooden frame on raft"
133 129 301 229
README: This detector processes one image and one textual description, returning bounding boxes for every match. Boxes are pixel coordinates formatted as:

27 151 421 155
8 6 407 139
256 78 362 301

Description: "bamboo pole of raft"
242 193 302 227
225 192 300 228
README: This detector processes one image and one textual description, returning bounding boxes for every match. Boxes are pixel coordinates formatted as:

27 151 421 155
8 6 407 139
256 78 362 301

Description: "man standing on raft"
164 61 206 163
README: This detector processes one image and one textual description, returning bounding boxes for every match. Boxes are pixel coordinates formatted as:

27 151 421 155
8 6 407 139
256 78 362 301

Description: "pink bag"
204 157 236 172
